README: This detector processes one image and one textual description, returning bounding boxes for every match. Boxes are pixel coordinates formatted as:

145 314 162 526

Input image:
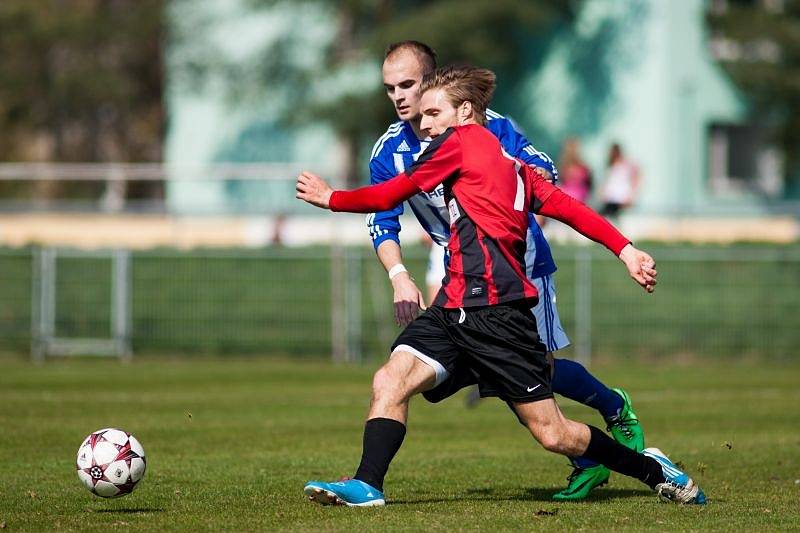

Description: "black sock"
353 417 406 492
582 425 666 489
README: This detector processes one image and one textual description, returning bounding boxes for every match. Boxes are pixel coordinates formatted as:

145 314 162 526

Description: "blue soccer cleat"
304 478 385 507
643 447 707 505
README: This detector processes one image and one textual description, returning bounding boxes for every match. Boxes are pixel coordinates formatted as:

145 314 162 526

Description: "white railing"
0 162 326 214
0 162 311 181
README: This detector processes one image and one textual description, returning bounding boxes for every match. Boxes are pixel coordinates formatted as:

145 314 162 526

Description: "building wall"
516 0 747 214
164 0 353 214
165 0 753 216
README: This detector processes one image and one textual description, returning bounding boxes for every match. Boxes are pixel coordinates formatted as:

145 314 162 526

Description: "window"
708 123 783 197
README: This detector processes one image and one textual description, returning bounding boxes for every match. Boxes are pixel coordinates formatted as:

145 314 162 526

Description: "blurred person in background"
358 41 647 501
558 137 593 203
600 143 640 217
270 214 287 246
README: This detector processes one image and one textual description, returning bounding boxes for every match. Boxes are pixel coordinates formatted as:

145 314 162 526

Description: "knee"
371 366 395 397
531 423 568 454
371 364 409 403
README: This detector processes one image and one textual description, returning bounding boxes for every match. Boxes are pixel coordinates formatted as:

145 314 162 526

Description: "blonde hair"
419 65 496 125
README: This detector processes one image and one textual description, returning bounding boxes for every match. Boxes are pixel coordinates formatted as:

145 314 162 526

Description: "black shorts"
390 303 552 403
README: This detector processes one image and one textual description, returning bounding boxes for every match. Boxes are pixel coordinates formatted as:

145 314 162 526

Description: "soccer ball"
76 428 146 498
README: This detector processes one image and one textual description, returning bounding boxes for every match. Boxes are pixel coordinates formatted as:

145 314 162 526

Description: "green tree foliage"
175 0 578 185
0 1 164 162
707 1 800 190
312 0 578 184
0 0 165 200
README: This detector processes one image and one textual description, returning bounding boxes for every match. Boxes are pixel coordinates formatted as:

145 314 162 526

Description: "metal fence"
0 244 797 362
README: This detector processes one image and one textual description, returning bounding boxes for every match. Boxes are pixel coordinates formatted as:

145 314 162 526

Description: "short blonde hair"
419 65 496 125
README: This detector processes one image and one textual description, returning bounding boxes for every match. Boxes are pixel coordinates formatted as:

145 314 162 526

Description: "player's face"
419 88 459 138
382 51 425 122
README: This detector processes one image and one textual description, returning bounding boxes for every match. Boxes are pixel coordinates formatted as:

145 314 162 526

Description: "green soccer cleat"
607 388 645 452
552 464 611 501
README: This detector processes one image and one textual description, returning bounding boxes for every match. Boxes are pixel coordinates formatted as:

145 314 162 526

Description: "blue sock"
552 358 623 420
552 358 625 470
570 455 599 469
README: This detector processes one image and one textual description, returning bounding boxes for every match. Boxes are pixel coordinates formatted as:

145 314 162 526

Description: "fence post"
30 247 43 363
31 247 56 363
574 247 592 366
112 249 132 361
330 242 346 362
345 247 363 363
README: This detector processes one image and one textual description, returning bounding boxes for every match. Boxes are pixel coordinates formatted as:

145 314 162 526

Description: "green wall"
514 0 746 213
165 0 749 215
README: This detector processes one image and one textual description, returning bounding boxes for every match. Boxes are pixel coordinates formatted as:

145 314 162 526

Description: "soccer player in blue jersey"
366 41 642 501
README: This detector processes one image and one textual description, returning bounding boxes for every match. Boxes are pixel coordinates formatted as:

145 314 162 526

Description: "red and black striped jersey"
329 124 630 308
405 125 538 307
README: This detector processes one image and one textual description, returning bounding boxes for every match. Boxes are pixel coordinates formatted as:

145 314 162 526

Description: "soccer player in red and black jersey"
297 66 706 507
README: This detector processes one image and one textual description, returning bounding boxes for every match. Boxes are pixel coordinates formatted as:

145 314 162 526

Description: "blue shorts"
531 275 570 352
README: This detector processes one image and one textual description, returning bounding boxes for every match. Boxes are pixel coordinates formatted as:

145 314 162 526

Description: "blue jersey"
367 109 557 279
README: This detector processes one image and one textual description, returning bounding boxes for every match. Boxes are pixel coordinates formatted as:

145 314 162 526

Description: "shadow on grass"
391 486 651 505
91 508 165 514
526 487 654 502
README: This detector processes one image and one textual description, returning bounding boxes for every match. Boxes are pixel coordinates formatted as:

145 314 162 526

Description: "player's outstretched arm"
296 171 420 213
527 167 657 293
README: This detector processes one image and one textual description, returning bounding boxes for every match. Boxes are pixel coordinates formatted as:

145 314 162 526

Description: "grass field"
1 355 798 531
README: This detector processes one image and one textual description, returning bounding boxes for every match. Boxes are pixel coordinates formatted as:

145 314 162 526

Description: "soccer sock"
581 426 665 489
552 358 624 420
353 417 407 492
570 454 599 470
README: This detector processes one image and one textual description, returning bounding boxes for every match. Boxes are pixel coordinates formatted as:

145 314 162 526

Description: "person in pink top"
558 137 593 203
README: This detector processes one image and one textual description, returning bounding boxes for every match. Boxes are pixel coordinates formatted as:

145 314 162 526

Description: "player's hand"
618 243 657 293
296 171 333 209
533 166 555 183
391 272 426 326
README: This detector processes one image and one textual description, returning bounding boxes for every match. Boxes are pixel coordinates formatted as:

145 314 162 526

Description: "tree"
0 0 165 200
172 0 579 186
707 1 800 195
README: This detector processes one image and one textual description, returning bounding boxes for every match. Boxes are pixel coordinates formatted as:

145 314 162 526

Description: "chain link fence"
0 244 797 361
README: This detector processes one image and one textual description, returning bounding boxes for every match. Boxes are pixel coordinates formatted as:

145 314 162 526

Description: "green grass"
1 355 798 531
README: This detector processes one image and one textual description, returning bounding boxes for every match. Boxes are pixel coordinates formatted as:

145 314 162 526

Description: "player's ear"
459 101 473 123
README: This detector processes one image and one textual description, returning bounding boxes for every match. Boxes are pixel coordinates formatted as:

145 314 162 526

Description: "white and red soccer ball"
76 428 146 498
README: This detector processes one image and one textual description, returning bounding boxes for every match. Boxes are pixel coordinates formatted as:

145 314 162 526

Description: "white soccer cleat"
643 447 707 505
